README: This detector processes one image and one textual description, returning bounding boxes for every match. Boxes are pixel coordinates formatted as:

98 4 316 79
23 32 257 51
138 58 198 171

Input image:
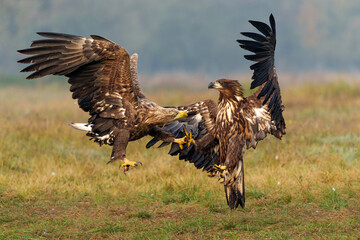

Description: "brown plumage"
148 14 286 209
18 33 188 170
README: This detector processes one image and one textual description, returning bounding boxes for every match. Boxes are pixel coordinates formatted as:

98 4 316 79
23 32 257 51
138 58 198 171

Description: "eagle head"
145 107 188 125
208 79 244 100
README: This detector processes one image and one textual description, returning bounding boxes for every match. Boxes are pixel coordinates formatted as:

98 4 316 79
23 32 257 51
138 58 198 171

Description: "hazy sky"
3 0 360 76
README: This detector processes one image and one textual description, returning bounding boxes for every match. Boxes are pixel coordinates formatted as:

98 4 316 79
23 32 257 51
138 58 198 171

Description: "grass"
0 77 359 239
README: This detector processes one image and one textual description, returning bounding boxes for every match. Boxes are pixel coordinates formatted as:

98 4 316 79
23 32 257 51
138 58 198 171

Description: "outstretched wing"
242 102 277 149
146 100 220 173
18 33 139 143
237 14 286 138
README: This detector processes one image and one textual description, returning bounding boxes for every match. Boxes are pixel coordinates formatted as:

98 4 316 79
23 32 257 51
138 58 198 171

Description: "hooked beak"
208 81 222 89
174 111 188 120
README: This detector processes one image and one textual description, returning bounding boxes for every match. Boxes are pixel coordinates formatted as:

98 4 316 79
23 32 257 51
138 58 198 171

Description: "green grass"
0 78 359 239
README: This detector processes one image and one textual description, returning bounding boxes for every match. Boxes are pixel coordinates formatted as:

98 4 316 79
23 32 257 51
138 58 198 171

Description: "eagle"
17 33 189 172
147 14 286 209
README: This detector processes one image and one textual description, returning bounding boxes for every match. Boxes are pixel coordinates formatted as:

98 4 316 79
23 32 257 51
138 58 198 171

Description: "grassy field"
0 78 359 239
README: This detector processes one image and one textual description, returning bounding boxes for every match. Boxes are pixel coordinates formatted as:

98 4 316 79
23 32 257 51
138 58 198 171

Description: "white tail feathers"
69 123 93 131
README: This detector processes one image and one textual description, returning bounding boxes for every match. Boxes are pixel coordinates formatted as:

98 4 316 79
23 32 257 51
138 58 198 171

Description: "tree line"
2 0 360 76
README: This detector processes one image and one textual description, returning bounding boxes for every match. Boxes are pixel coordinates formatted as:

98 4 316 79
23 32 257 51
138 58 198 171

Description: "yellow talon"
119 158 142 174
173 128 196 150
213 164 227 172
184 128 196 147
173 136 187 150
186 132 196 148
184 128 189 136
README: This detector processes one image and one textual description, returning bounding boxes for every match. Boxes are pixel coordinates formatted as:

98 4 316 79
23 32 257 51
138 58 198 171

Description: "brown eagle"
147 14 286 209
17 33 189 171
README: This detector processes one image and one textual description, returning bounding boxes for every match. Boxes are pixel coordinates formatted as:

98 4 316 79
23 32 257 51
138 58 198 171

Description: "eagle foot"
218 175 225 183
213 164 227 172
184 128 196 148
119 158 142 174
213 165 227 182
173 128 196 150
173 136 187 150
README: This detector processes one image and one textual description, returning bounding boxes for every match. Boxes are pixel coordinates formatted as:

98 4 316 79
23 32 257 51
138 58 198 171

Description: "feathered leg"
107 128 141 173
149 126 176 142
223 135 245 209
224 158 245 209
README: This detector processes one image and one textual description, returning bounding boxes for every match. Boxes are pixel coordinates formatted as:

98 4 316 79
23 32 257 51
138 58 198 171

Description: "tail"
224 159 245 209
69 123 93 131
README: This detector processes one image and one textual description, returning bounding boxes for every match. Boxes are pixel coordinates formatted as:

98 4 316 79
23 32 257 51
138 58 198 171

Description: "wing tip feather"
37 32 81 39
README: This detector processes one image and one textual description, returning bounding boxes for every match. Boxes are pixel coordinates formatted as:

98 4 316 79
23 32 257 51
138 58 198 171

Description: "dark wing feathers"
269 14 276 36
145 138 159 149
17 52 61 64
248 20 272 36
241 32 267 42
18 32 139 143
18 46 66 56
147 101 220 173
18 32 135 103
238 14 286 136
30 39 71 47
237 14 276 89
36 32 80 39
166 118 219 172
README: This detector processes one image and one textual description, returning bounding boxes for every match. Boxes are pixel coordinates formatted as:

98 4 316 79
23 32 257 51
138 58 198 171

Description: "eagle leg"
213 164 227 177
119 158 142 174
149 126 175 142
213 164 227 171
173 128 196 150
173 136 187 150
186 131 196 148
107 128 142 173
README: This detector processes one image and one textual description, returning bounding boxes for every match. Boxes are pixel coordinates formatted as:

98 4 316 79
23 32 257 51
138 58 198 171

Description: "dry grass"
0 77 359 239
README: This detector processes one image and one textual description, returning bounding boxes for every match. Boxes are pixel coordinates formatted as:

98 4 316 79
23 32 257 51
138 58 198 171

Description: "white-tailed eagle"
147 14 286 209
18 33 189 172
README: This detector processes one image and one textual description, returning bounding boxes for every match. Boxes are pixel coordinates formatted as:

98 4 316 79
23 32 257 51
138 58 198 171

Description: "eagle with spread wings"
147 14 286 209
17 33 189 172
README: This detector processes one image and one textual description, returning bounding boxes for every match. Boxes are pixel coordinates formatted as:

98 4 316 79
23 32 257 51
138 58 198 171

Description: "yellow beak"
208 81 223 89
174 111 188 120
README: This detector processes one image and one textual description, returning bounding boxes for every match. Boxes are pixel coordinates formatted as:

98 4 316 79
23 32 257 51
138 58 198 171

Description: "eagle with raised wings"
147 14 286 209
18 33 189 172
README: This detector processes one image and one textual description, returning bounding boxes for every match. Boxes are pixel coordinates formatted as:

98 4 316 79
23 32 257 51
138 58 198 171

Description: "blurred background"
1 1 360 238
2 0 360 88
